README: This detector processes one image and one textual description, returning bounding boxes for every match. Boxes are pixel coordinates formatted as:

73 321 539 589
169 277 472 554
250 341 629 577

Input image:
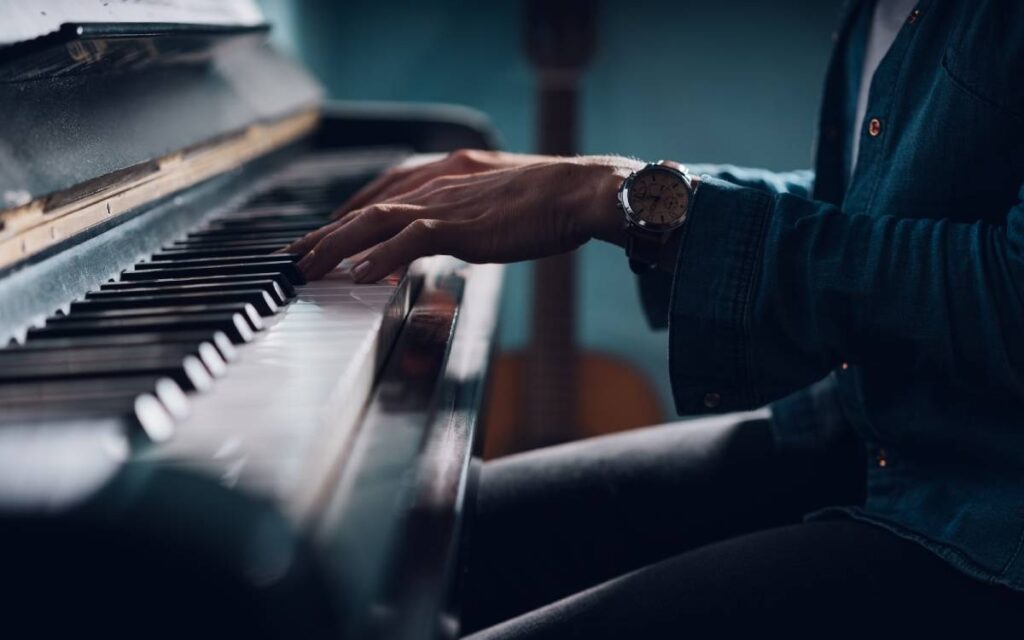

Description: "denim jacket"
641 0 1024 591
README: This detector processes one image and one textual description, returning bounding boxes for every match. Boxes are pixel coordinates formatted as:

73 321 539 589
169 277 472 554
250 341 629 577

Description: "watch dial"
627 169 689 226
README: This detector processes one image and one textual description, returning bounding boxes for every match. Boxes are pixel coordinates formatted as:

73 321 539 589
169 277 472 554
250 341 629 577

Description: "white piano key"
139 266 409 519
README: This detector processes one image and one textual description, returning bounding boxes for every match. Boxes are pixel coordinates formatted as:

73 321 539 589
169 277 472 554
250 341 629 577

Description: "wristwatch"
617 160 700 274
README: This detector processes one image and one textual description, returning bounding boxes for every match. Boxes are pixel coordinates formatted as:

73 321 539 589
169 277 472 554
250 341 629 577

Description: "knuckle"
408 218 435 235
363 203 398 217
449 148 484 166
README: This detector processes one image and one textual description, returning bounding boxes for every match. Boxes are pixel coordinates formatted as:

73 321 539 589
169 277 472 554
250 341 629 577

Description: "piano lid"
0 0 264 45
0 3 323 225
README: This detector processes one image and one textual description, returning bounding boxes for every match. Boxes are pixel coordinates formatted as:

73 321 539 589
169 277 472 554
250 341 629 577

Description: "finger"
299 204 424 280
333 163 447 220
283 217 348 256
333 167 410 219
352 219 467 283
391 171 506 206
293 176 480 257
330 151 491 221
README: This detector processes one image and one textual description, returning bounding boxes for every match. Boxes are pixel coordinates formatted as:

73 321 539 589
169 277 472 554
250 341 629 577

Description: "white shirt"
849 0 918 176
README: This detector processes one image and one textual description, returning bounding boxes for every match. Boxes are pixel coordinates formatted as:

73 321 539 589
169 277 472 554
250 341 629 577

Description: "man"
289 0 1024 634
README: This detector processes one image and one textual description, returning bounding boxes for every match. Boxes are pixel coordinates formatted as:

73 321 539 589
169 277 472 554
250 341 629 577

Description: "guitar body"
482 0 665 459
483 351 665 459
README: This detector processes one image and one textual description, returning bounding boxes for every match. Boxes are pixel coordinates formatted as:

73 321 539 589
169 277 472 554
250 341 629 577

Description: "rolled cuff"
667 176 773 415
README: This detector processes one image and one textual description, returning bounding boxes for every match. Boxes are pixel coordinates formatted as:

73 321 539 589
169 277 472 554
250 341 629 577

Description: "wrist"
579 157 643 247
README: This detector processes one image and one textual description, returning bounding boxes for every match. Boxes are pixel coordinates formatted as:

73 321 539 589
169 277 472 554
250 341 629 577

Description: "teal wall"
258 0 844 416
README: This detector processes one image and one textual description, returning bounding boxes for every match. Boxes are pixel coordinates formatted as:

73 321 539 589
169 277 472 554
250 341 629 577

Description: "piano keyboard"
0 153 410 510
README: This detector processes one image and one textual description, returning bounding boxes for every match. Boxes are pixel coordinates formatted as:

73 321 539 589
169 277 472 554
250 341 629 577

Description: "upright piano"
0 8 502 639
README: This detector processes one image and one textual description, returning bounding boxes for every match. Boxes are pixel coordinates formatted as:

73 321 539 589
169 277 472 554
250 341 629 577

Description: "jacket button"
703 392 721 409
840 362 849 370
876 448 889 468
868 118 882 137
907 9 921 24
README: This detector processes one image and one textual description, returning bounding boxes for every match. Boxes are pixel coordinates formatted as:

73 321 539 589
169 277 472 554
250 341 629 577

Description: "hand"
328 149 550 221
287 150 644 282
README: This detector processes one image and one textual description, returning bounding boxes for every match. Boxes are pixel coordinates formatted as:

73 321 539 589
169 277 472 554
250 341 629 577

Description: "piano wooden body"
0 17 501 640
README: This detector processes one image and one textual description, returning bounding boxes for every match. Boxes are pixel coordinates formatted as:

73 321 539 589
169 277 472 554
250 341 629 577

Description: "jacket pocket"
940 0 1024 119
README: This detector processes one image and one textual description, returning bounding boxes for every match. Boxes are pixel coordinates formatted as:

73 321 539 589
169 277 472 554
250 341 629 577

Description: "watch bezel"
618 163 694 233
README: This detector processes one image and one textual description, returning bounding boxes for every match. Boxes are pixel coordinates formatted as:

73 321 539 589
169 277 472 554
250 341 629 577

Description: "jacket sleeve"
666 175 1024 419
637 165 815 329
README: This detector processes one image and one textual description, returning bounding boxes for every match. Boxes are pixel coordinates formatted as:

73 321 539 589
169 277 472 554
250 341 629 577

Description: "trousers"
461 412 1024 638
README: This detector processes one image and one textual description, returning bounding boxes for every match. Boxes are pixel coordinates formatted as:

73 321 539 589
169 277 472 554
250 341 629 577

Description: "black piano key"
185 223 311 233
26 313 255 344
175 236 305 247
100 275 293 303
76 289 278 316
135 255 298 269
153 246 289 259
120 262 305 285
213 207 330 219
198 221 324 234
48 302 264 332
216 206 330 218
172 238 298 247
147 253 299 265
173 234 298 243
0 377 189 420
9 341 226 379
0 352 213 392
247 193 341 205
0 393 176 442
0 341 223 374
247 186 332 201
14 331 237 362
182 228 312 240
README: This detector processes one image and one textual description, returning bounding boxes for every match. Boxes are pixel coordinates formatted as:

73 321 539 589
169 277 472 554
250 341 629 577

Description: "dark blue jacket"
643 0 1024 591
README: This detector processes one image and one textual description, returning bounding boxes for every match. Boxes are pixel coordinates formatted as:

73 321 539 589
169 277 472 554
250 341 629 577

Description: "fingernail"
352 260 372 282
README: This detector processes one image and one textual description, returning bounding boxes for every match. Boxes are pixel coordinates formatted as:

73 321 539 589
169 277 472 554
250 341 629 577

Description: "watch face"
626 168 690 228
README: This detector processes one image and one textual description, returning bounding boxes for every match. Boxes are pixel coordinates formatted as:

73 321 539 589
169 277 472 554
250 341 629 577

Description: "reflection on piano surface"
0 10 501 640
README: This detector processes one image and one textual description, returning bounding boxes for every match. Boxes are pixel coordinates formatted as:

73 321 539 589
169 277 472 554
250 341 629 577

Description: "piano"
0 8 502 640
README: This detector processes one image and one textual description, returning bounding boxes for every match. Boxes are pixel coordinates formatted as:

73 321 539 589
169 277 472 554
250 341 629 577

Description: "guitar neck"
520 0 596 447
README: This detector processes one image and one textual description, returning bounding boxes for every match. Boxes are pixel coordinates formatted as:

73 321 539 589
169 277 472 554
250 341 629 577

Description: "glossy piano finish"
140 268 413 518
0 260 502 640
0 153 503 639
0 25 503 628
319 260 503 640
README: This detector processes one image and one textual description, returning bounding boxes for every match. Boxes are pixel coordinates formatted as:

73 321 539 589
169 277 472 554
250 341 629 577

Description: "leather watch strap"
626 233 662 274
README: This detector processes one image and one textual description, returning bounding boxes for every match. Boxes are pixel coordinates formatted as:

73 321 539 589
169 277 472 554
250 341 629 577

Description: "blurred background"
257 0 845 451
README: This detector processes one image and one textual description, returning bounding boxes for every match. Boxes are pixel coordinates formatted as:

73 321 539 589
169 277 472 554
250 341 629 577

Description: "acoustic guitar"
483 0 663 459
